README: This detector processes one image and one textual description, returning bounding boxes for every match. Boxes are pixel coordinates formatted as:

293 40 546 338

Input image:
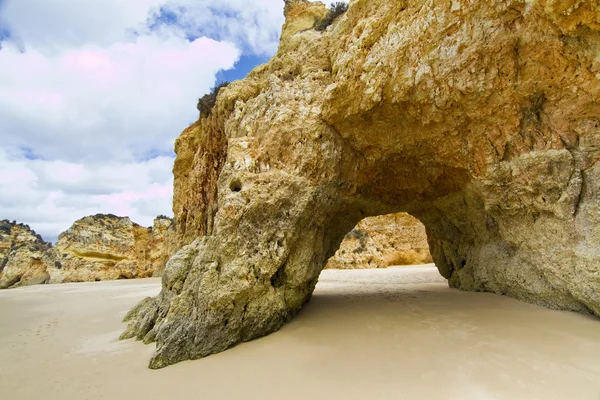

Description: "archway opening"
324 213 433 270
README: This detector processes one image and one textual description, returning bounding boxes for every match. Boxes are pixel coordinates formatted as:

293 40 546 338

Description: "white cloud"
0 0 287 55
0 35 240 162
0 147 174 242
0 0 290 241
0 0 162 51
155 0 285 55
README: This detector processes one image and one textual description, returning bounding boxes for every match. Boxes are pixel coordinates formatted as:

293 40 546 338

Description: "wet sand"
0 265 599 400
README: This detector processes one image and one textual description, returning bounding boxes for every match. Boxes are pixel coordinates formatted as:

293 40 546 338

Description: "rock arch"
122 0 600 368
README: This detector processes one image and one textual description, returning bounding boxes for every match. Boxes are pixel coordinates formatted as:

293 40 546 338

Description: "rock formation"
325 213 432 269
150 217 178 277
0 220 53 289
0 215 175 289
49 214 165 283
122 0 600 368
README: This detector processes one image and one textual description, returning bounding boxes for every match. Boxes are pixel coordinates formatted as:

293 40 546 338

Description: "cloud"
0 34 240 162
0 0 162 50
150 0 285 56
0 0 287 55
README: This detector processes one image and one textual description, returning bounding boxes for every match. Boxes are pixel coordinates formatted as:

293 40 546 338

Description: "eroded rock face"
0 220 52 289
123 0 600 368
150 217 178 277
50 214 158 282
325 213 432 269
0 215 176 288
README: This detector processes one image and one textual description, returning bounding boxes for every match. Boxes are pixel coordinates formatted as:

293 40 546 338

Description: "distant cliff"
0 215 175 289
326 213 432 269
0 220 53 288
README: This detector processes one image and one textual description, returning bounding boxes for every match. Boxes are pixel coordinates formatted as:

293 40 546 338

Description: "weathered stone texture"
123 0 600 368
50 214 156 283
325 213 432 269
0 220 52 289
150 217 177 277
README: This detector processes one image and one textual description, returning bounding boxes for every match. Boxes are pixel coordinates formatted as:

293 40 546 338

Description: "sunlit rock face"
0 220 53 289
49 214 173 283
122 0 600 368
325 213 432 269
0 215 176 288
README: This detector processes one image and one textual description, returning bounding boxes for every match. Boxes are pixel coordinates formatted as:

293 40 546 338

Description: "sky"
0 0 289 242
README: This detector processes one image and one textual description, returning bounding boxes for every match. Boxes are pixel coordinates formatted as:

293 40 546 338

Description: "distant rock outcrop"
0 220 53 289
0 215 175 289
50 214 167 283
326 213 432 269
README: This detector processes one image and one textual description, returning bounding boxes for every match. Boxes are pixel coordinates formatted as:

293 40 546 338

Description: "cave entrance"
325 213 433 270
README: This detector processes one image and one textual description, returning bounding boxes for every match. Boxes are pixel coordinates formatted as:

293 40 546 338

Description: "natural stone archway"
122 0 600 368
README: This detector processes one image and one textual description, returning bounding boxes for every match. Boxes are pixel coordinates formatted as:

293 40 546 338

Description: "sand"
0 265 599 400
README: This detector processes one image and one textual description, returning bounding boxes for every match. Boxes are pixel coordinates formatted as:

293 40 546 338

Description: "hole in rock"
230 179 242 193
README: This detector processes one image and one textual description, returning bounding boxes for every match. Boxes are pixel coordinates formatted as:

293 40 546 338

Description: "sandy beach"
0 265 599 400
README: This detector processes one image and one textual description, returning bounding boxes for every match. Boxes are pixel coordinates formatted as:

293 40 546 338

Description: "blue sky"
217 54 271 83
0 0 286 242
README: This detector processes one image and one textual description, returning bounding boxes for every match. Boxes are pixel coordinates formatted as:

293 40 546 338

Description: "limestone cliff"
0 215 175 288
325 213 432 269
123 0 600 368
0 220 53 289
